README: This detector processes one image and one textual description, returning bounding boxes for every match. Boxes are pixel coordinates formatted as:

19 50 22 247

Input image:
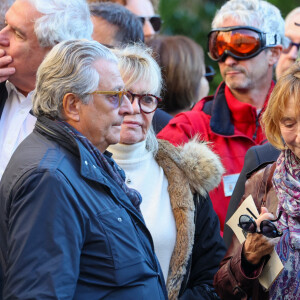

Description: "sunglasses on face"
204 65 216 82
282 40 300 54
139 15 162 32
126 91 161 113
208 26 280 62
238 208 283 239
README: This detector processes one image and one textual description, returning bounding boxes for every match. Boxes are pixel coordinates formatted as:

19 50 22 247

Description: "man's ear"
62 93 81 122
268 46 282 66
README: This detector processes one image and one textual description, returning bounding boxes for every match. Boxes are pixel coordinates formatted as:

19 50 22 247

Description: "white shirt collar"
5 81 29 104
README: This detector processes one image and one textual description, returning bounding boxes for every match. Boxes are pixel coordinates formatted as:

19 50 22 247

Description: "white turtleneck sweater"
108 141 176 282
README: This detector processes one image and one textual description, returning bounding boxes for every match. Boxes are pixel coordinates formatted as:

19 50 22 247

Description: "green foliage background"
158 0 299 92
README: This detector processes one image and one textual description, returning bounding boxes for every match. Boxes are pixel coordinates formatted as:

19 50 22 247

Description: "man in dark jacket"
0 39 168 299
158 0 284 234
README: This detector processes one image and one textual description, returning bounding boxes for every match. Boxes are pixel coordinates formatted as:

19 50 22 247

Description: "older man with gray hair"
0 39 168 299
0 0 93 181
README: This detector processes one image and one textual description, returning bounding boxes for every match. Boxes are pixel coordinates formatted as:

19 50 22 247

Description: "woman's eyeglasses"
208 26 280 61
89 90 162 113
238 208 283 238
126 91 162 114
139 15 162 32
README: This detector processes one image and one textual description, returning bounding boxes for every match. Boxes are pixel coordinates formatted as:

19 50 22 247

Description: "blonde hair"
113 43 162 96
262 62 300 149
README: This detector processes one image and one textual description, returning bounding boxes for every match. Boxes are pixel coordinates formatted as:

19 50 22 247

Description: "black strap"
0 81 8 119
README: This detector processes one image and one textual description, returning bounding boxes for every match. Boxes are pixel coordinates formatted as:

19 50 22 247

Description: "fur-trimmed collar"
156 137 224 196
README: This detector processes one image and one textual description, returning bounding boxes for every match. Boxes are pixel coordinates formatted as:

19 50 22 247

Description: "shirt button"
117 217 122 222
84 160 88 166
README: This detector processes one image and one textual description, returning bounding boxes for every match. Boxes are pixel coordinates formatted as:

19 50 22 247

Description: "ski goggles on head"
208 26 280 61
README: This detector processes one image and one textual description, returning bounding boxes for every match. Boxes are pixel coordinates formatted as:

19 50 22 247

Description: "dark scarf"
59 121 142 213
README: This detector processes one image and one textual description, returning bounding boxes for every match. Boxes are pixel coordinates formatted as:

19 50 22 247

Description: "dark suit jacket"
223 143 280 248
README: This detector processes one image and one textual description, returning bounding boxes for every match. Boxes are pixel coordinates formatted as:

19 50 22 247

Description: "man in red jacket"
157 0 285 234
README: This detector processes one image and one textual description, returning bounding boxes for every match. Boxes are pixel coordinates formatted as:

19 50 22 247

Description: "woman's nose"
131 98 141 113
119 94 134 115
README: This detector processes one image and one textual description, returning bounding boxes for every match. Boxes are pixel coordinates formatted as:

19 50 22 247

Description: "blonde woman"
108 44 226 300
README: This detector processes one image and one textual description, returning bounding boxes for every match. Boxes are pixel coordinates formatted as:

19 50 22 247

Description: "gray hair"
113 44 162 153
32 39 117 119
89 2 144 45
212 0 285 46
27 0 93 48
0 0 14 30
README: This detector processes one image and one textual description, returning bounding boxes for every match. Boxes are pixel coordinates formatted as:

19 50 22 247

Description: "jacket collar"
209 81 274 136
210 82 233 135
35 116 148 226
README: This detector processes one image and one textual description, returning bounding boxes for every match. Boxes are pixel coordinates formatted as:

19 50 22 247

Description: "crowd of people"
0 0 299 299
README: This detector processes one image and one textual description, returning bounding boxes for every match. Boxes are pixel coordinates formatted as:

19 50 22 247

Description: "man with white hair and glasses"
0 39 168 299
158 0 285 235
